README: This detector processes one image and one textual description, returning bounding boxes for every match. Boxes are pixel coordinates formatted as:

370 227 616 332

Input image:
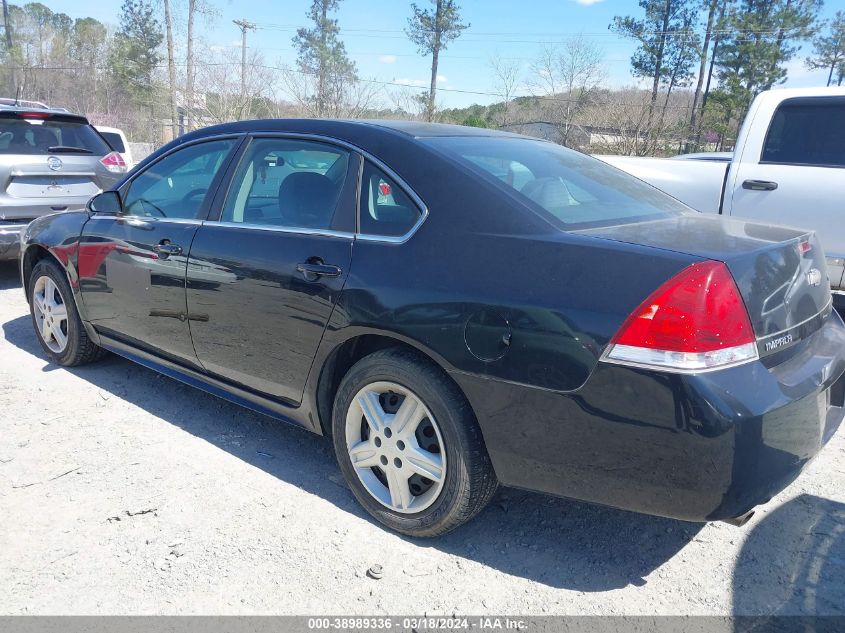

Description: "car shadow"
3 311 701 591
0 261 20 291
732 494 845 616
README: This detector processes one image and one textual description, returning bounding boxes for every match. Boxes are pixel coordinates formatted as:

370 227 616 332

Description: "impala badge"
47 156 63 171
806 268 822 287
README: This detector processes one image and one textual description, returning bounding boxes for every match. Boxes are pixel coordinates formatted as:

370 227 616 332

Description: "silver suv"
0 105 126 260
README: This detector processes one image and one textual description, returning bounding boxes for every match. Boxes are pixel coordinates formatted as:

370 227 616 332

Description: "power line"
252 22 814 38
3 61 709 110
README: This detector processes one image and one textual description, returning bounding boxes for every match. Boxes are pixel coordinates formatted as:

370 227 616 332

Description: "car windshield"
424 135 691 230
0 117 110 156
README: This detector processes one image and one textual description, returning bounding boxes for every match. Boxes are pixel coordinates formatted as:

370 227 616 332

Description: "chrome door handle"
153 241 183 259
296 261 342 280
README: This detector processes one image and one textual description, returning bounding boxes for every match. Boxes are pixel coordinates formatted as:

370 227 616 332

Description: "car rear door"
185 135 358 404
78 136 241 368
726 96 845 291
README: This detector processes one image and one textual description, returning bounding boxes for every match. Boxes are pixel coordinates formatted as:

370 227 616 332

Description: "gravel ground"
1 260 844 616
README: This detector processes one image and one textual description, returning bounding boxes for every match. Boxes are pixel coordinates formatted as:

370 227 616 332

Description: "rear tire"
332 347 497 537
28 258 106 367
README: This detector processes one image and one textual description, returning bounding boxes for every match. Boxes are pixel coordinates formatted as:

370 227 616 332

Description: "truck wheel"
332 347 497 537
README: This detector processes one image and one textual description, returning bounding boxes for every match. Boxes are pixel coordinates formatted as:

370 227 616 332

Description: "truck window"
761 97 845 168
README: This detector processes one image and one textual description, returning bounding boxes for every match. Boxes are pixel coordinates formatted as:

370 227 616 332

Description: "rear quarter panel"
326 216 698 394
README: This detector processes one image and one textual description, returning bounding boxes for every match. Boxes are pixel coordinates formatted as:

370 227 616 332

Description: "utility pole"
233 19 256 99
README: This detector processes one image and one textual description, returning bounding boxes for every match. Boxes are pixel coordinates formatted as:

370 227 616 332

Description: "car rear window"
0 117 110 156
99 131 126 153
424 136 690 230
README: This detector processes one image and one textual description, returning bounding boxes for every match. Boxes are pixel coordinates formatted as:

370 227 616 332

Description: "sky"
45 0 845 109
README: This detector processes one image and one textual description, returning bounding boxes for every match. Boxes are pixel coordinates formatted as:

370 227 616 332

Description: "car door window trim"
205 132 428 244
114 134 246 222
201 220 354 240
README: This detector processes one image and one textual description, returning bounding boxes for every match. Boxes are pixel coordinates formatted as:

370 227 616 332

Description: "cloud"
379 55 397 64
437 74 447 82
394 78 428 87
572 0 604 5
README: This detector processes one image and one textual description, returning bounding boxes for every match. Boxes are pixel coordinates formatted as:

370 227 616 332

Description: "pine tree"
109 0 163 99
716 0 821 128
806 11 845 86
406 0 468 121
292 0 356 118
612 0 700 151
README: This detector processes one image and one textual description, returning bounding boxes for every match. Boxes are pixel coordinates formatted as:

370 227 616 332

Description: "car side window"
221 138 351 230
359 162 422 237
761 97 845 167
123 139 236 219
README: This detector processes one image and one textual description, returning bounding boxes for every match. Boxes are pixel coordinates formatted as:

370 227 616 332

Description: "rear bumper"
0 222 26 261
451 312 845 523
0 196 90 221
1 196 90 261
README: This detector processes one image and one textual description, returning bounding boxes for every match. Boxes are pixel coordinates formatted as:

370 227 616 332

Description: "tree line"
0 0 841 155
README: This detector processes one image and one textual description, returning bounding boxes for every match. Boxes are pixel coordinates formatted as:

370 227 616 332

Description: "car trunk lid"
2 153 102 199
575 214 832 358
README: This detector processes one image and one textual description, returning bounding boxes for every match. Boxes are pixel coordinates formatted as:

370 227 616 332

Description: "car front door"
727 96 845 289
78 137 240 367
185 136 358 403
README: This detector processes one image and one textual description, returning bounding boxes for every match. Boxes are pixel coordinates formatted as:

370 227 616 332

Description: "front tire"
28 258 105 367
332 347 497 537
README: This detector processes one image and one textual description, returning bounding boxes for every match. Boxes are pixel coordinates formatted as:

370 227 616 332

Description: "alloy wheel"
32 275 69 354
344 381 446 513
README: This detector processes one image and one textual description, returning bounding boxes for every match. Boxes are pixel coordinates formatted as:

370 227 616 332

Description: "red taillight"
605 261 758 371
19 112 50 119
100 151 127 173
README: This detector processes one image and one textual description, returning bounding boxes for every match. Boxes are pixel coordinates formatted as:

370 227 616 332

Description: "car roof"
184 118 527 144
0 105 88 122
353 119 525 138
94 125 125 135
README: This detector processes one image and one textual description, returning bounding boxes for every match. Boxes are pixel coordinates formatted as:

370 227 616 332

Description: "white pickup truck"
598 87 845 308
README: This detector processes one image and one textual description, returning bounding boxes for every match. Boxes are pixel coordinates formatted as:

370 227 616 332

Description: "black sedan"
19 120 845 537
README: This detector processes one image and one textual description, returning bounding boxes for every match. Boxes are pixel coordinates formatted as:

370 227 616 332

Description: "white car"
95 125 133 169
597 87 845 308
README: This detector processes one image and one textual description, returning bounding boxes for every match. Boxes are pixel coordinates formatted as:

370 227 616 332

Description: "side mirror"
87 191 123 216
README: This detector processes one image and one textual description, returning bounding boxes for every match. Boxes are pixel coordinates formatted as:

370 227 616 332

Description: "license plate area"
7 176 99 198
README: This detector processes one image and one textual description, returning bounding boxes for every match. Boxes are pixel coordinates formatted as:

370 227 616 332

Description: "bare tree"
281 66 382 118
488 53 521 127
193 47 274 123
185 0 196 128
162 0 178 138
184 0 218 130
387 85 430 119
528 36 605 147
686 0 721 152
585 88 653 156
